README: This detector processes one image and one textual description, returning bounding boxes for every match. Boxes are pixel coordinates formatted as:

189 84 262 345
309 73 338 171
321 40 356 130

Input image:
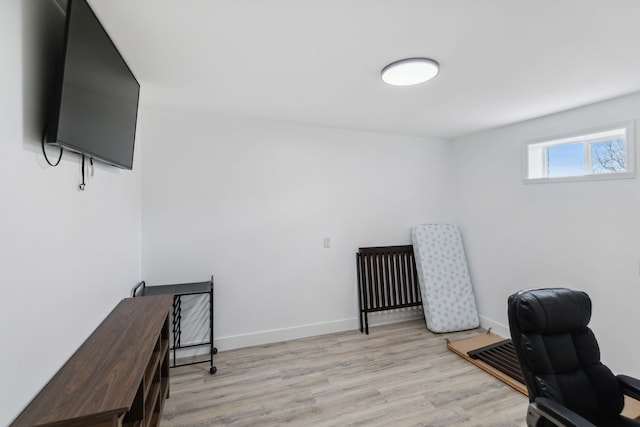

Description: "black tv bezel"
46 0 140 171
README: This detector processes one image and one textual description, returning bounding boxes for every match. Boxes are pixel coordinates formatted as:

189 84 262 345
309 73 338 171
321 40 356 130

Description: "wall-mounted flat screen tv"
47 0 139 170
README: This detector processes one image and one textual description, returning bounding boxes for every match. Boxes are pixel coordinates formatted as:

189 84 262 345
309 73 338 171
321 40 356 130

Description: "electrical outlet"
324 237 331 248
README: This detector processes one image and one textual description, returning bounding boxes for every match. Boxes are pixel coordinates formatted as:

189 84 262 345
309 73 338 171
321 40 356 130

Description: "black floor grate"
467 339 525 385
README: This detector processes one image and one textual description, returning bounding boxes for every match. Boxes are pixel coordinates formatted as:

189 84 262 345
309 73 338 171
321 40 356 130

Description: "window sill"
523 171 635 184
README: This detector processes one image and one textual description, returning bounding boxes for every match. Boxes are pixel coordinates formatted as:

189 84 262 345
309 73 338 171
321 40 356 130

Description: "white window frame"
523 121 635 183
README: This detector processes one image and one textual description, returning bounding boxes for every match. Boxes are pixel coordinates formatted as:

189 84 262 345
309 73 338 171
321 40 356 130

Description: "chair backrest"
508 288 624 423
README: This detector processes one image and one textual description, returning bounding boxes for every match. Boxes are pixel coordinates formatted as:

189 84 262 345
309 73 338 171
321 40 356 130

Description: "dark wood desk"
11 295 173 427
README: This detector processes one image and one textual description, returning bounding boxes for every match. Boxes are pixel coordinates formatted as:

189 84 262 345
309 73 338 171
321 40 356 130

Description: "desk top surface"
11 295 173 427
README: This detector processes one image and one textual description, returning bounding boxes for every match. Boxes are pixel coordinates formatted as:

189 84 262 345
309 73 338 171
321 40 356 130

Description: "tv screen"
47 0 139 170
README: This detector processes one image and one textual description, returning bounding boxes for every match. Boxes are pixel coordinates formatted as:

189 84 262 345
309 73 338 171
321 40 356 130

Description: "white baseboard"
215 318 358 352
479 315 509 339
173 311 502 360
173 308 425 358
217 308 425 352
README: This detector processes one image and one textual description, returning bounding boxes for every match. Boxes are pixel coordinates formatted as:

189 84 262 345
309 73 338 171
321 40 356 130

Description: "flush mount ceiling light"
381 57 440 86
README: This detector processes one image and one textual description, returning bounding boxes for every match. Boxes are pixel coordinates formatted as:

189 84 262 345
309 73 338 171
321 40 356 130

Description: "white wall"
451 92 640 377
140 109 452 349
10 2 640 423
1 1 143 424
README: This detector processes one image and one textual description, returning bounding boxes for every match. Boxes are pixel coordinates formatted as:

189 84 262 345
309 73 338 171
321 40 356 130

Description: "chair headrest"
510 287 591 333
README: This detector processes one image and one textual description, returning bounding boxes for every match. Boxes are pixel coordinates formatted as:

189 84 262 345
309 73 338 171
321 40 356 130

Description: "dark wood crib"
357 245 423 334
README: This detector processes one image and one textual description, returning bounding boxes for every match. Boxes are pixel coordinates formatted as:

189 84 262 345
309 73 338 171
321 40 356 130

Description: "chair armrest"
618 375 640 401
532 397 596 427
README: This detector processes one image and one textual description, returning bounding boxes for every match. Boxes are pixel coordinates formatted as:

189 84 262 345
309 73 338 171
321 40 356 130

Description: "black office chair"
508 287 640 427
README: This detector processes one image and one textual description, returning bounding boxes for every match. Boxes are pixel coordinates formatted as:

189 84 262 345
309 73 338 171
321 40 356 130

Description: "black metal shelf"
132 276 217 374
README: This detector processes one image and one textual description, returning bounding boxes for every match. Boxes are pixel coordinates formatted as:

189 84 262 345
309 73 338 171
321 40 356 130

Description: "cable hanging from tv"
42 126 95 191
79 156 94 191
41 127 63 167
79 155 86 191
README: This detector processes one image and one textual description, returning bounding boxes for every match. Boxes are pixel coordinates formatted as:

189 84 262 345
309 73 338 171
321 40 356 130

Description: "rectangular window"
525 122 635 182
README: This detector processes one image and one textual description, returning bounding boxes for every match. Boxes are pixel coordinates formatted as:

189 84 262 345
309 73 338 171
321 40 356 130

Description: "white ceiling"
89 0 640 139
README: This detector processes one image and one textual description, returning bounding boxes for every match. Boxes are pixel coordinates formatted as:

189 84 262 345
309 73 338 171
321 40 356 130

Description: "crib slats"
357 245 423 334
468 340 525 385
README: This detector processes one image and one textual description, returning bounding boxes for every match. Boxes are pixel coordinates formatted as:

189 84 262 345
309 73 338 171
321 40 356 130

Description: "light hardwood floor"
161 320 528 426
